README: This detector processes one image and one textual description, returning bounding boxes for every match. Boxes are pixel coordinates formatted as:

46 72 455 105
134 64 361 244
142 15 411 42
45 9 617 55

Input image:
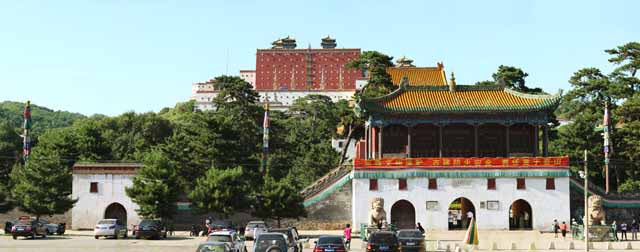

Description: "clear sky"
1 0 638 116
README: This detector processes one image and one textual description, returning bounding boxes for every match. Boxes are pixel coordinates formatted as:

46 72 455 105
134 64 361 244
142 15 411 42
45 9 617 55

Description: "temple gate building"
302 67 570 231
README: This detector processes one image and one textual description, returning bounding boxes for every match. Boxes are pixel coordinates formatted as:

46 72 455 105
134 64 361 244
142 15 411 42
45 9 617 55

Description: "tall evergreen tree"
188 166 248 217
475 65 543 94
10 150 76 219
253 175 306 227
347 51 395 97
125 149 180 220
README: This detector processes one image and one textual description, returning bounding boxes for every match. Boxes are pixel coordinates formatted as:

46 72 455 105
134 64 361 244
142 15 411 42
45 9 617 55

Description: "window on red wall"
517 178 526 190
428 178 437 190
546 178 556 190
369 179 378 191
487 178 496 190
399 179 407 190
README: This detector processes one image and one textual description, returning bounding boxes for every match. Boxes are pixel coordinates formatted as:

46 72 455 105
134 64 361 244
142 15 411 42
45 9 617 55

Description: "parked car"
40 220 66 235
134 219 167 239
11 216 48 240
4 220 17 234
245 221 268 240
267 227 303 252
313 235 347 252
196 241 233 252
94 219 128 239
366 231 399 252
396 230 425 252
207 231 247 252
253 233 292 252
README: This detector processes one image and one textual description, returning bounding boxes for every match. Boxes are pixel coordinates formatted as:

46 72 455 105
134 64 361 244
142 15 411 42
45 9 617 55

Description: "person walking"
343 224 352 250
560 221 568 240
417 222 425 234
572 218 579 238
621 222 628 241
632 219 638 240
611 221 618 241
553 219 559 238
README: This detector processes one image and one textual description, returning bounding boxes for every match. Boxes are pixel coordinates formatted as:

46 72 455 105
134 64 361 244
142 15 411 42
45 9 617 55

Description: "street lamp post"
580 150 589 252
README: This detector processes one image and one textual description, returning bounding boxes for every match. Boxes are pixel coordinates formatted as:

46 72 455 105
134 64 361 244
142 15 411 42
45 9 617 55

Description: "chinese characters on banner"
354 156 570 169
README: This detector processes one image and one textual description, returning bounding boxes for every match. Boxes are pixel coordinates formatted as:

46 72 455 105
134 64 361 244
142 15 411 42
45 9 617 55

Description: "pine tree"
0 120 20 213
188 166 248 217
10 150 76 219
253 175 306 227
125 149 180 220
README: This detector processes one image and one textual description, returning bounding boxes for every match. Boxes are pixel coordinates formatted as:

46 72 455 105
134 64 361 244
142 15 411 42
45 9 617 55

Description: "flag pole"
22 100 32 163
261 96 270 176
603 101 610 194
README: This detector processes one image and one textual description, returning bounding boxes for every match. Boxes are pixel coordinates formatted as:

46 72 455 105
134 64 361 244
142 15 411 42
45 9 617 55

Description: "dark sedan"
314 235 346 252
397 230 425 252
366 231 399 252
11 217 48 240
134 219 167 239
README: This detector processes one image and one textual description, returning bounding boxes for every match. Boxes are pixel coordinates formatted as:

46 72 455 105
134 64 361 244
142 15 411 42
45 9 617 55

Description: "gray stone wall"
0 209 71 232
278 180 352 230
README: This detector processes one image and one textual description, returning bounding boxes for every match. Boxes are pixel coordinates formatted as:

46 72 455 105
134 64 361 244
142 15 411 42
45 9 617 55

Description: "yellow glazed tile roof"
361 85 561 113
387 67 447 86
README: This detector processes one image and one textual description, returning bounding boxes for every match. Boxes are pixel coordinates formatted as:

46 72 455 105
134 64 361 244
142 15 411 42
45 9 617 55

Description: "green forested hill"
0 101 86 135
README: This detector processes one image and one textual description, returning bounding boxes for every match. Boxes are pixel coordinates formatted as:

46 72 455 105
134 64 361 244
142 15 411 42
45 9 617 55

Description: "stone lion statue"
369 197 388 228
587 195 606 226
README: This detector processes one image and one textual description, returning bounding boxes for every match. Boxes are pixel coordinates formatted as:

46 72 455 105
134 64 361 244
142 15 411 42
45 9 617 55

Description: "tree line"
0 76 347 223
0 41 638 224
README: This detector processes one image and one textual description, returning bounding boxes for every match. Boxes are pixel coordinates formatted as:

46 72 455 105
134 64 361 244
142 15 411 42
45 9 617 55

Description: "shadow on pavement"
14 236 71 240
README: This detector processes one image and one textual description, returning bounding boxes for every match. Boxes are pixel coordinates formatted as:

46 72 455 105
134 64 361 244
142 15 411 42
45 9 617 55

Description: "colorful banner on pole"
261 102 270 170
22 101 32 161
354 156 570 169
603 103 610 164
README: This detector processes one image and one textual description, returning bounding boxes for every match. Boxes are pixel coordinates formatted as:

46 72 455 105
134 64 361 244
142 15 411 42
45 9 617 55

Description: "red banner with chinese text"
354 156 570 169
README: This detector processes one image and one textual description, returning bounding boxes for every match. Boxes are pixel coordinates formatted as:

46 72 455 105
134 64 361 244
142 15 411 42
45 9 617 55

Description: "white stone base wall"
72 173 141 230
352 177 570 231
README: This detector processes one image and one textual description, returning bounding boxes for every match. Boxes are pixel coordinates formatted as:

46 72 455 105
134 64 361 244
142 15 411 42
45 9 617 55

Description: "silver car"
253 233 294 252
244 221 268 240
207 231 246 252
94 219 127 239
196 242 232 252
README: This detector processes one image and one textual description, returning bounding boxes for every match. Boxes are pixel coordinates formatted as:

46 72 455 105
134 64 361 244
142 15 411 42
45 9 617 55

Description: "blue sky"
1 1 638 116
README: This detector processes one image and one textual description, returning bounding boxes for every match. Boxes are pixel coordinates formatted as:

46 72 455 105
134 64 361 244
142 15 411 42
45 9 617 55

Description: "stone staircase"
301 165 353 206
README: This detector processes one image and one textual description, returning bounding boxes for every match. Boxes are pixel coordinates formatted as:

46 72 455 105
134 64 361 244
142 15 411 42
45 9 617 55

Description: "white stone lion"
369 197 388 228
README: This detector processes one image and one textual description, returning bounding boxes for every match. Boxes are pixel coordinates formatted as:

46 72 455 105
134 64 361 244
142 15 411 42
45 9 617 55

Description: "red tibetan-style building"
254 36 361 91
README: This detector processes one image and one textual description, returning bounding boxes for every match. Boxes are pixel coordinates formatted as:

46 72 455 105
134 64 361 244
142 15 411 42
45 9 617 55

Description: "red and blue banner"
354 156 570 169
22 101 32 160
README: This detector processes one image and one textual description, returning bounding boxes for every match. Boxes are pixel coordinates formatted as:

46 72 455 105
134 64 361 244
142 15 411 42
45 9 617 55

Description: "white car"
207 231 246 252
244 221 268 240
94 219 127 239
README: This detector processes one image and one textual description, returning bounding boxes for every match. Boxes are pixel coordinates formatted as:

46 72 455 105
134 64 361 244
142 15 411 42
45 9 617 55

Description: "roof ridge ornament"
449 72 456 92
400 76 409 89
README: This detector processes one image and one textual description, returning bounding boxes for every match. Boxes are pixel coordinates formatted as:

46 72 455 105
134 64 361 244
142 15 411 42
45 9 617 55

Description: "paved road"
2 231 640 252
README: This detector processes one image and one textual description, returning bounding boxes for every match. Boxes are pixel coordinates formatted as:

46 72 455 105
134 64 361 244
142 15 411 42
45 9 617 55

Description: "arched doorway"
391 200 416 229
448 197 475 230
509 199 532 230
104 203 127 227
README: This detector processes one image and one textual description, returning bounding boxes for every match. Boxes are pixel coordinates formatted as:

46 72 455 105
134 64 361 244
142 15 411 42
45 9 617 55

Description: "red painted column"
372 127 378 159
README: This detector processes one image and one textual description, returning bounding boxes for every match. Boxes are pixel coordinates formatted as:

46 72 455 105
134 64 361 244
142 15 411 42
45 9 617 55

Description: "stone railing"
569 174 640 201
301 165 352 199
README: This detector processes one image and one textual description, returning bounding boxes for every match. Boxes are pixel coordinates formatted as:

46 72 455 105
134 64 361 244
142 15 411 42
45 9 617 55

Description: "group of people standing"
552 219 569 239
611 219 640 241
